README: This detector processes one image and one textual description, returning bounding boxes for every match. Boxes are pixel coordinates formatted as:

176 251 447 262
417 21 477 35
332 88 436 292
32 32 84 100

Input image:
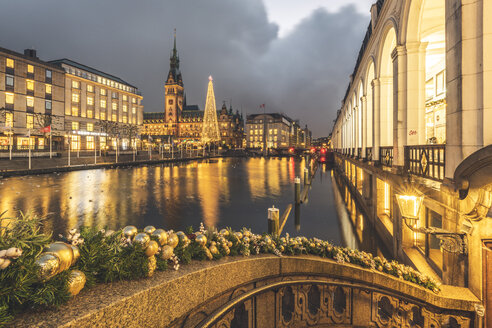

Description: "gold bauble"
176 231 185 239
223 245 230 255
243 230 251 238
44 242 74 272
167 234 179 248
145 240 159 257
228 241 233 247
195 234 207 246
209 245 219 255
152 229 168 246
205 248 213 260
123 226 138 239
219 229 229 236
280 237 286 244
243 236 250 244
264 236 272 245
161 245 174 260
67 270 86 296
280 245 285 252
234 232 243 240
71 245 80 265
147 255 157 277
144 226 156 234
35 252 61 281
134 233 150 248
180 235 190 246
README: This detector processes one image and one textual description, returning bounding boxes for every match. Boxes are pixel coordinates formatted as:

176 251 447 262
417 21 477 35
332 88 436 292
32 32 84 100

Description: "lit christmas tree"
201 76 220 144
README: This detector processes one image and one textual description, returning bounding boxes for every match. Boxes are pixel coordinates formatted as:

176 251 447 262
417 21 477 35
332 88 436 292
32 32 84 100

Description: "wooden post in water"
295 177 301 204
267 206 279 237
304 168 310 185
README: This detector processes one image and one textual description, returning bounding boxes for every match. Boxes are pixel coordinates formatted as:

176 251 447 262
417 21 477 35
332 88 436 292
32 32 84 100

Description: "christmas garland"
0 214 441 326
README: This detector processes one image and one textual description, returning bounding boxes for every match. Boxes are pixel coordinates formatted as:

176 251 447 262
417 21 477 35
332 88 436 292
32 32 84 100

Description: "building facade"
245 113 311 149
142 33 244 148
49 59 143 151
0 47 144 153
331 0 491 322
0 48 65 150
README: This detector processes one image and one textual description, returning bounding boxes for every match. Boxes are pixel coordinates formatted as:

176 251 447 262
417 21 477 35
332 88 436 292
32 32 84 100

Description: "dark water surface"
0 157 346 244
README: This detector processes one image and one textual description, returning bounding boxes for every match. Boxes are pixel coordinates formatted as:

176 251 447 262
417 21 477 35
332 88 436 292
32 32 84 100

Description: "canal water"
0 157 352 245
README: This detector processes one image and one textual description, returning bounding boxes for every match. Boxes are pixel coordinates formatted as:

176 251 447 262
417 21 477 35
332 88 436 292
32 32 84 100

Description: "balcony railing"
379 146 393 167
365 147 372 161
357 147 362 159
404 144 445 181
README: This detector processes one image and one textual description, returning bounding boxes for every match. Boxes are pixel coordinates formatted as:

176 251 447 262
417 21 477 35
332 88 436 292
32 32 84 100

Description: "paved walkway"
0 150 220 177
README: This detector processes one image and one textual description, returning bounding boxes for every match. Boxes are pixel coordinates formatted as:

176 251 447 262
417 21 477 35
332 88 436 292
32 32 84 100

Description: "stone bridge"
13 255 481 328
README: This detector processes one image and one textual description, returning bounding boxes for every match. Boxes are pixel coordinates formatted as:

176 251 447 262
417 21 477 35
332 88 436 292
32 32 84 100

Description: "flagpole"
49 129 52 159
28 129 31 170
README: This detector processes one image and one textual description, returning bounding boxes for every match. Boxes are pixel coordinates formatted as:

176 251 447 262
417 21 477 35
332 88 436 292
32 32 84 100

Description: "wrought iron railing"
365 147 372 161
404 144 445 181
379 146 393 167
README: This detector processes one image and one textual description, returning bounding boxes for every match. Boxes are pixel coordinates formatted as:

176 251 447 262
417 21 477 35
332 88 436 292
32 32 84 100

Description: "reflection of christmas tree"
201 76 220 144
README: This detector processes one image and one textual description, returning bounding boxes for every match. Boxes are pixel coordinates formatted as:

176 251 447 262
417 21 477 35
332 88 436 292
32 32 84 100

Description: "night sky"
1 0 372 137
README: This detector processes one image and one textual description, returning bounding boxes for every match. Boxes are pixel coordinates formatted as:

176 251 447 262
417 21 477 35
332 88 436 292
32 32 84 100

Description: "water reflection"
0 158 341 242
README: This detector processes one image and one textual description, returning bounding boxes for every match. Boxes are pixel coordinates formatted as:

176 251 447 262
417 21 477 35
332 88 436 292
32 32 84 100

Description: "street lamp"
395 193 467 254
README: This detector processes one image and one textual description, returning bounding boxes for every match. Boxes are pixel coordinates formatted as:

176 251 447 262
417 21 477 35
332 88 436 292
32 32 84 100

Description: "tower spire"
173 28 177 58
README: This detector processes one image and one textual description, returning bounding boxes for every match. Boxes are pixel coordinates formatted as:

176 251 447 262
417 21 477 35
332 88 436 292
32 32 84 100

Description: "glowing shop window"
111 113 117 122
100 112 106 120
87 123 93 132
72 121 79 130
86 136 94 150
122 116 127 123
71 136 80 150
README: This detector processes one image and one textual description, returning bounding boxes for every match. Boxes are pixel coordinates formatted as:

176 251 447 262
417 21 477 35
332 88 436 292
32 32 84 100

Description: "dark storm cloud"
0 0 368 136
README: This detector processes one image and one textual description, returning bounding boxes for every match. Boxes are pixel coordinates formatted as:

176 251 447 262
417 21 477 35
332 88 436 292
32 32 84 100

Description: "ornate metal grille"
365 147 373 161
357 147 362 159
404 145 445 181
379 146 393 167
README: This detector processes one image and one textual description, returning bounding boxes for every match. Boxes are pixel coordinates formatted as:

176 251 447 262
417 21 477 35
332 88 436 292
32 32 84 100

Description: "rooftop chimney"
24 49 38 59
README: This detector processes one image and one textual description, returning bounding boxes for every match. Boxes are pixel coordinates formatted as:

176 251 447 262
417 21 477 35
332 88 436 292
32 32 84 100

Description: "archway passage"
405 0 446 145
379 26 396 147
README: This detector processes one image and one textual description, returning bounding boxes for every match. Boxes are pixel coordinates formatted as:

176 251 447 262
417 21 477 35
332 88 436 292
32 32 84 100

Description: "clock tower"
164 30 184 136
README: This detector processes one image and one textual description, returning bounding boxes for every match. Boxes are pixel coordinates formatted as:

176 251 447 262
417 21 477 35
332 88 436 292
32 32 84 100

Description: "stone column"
372 78 381 161
405 41 427 146
354 106 359 155
361 95 367 156
392 45 407 167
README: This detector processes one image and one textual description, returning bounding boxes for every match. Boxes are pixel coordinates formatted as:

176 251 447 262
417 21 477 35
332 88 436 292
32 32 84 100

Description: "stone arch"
377 22 397 147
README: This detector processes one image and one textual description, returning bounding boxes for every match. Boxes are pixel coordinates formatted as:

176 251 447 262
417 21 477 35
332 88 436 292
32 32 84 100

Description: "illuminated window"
132 107 136 114
5 75 14 87
71 135 80 150
87 109 93 118
26 114 34 129
71 107 79 116
86 136 94 150
26 97 34 108
111 113 117 121
6 58 14 68
5 112 13 127
100 111 106 120
122 116 127 123
87 84 94 92
87 97 94 106
26 80 34 91
72 93 79 103
5 93 14 104
132 117 136 124
72 121 79 130
132 97 136 104
112 92 117 99
45 100 52 110
100 99 107 108
122 94 127 101
100 88 106 96
87 123 93 132
72 80 80 89
123 104 127 112
112 102 117 110
45 84 52 94
27 64 34 74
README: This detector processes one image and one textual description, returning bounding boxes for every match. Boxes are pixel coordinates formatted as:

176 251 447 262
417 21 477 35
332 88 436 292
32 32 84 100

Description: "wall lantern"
395 193 467 254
